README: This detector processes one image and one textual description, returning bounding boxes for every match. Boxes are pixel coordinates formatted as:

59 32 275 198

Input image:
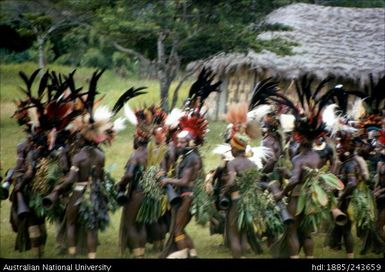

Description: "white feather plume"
124 104 138 126
322 104 340 132
94 105 113 122
322 104 358 136
113 117 126 132
248 146 273 169
247 104 272 123
279 113 295 133
212 144 233 161
165 108 183 128
350 98 366 121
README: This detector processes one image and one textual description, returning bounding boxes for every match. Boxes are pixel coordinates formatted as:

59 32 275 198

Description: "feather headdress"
123 103 168 143
225 102 260 141
186 67 222 112
351 75 385 130
212 143 272 169
175 68 222 146
265 74 337 141
15 69 84 133
178 112 208 146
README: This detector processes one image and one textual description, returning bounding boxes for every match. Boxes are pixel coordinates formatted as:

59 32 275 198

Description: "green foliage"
319 0 385 8
136 142 168 224
80 48 110 68
191 175 214 226
296 167 343 233
348 182 376 233
0 49 33 64
236 167 283 238
78 170 118 231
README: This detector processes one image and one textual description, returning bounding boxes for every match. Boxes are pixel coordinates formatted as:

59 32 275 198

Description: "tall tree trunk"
157 32 170 112
38 36 46 69
170 67 198 109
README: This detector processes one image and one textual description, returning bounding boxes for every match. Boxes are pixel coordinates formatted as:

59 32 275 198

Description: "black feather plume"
86 69 105 121
188 68 222 108
112 86 147 115
248 77 280 111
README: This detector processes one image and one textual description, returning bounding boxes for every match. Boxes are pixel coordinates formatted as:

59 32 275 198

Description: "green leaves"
296 167 342 233
296 190 306 216
320 173 344 190
192 175 213 226
135 143 168 224
235 168 284 238
348 182 376 232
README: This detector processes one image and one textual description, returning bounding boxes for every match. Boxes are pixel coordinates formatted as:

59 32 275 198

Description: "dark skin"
160 137 202 254
118 143 147 256
53 142 105 256
262 131 282 173
275 141 320 258
146 134 169 251
11 137 51 258
224 147 256 258
329 141 360 256
374 146 385 242
313 137 335 171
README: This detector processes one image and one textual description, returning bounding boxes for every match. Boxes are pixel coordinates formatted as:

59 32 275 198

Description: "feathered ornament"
212 143 273 169
247 105 273 123
212 143 233 161
165 108 184 128
187 67 222 111
347 74 385 116
279 113 295 133
249 77 280 111
226 102 248 131
350 98 366 121
265 74 338 141
16 69 85 133
248 146 273 169
322 104 340 132
178 113 208 146
378 130 385 145
226 102 260 140
112 86 147 115
124 104 138 126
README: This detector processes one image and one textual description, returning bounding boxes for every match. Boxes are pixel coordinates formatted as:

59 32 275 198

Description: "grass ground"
0 63 382 258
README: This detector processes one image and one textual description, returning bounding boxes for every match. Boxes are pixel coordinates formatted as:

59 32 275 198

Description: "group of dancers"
0 68 384 259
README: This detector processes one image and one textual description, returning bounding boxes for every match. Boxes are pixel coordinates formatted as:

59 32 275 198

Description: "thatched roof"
189 3 385 86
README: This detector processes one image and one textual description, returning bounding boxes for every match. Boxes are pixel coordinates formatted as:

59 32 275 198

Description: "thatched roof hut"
188 3 385 120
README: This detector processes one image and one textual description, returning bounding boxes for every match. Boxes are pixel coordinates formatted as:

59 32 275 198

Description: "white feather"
28 107 40 128
248 146 273 169
124 104 138 126
113 117 126 132
94 105 113 122
350 98 366 121
279 114 295 133
247 105 272 123
212 144 233 161
165 108 183 127
322 104 340 132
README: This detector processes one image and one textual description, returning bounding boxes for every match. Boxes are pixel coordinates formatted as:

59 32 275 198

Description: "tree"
1 0 84 68
89 0 298 111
